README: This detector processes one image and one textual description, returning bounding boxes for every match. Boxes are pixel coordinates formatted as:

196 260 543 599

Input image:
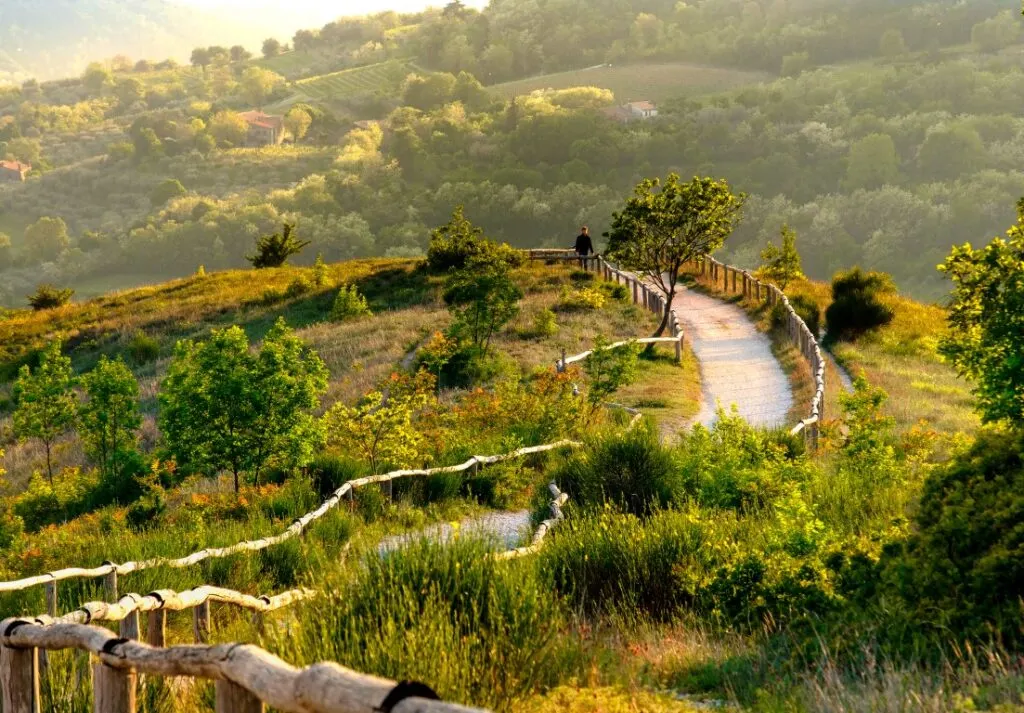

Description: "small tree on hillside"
284 107 313 142
159 319 328 492
13 341 77 485
262 38 282 58
323 371 436 474
443 255 522 354
27 284 74 311
79 356 142 479
939 198 1024 426
248 223 310 268
605 174 745 336
759 225 803 290
583 335 639 411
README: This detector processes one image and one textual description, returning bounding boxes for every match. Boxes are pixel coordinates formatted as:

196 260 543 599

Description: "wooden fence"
0 615 488 713
0 442 582 604
527 251 824 447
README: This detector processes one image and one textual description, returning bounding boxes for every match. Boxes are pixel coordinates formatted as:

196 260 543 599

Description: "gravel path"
674 288 793 429
377 510 531 555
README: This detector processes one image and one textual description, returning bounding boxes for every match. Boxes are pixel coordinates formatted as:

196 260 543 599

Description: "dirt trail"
673 289 793 429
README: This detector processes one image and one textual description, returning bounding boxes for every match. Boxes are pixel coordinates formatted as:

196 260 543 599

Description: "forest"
0 0 1023 305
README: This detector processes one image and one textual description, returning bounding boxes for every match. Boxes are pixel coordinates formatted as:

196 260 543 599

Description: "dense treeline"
2 0 1024 304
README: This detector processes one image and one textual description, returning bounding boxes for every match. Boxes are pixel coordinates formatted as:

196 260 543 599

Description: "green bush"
285 275 312 298
882 429 1024 645
676 409 811 513
330 284 371 321
126 331 160 364
772 295 821 339
825 268 895 342
556 286 606 311
273 537 571 709
569 270 595 283
529 308 558 338
552 422 680 515
125 486 167 531
27 284 74 311
308 454 364 499
599 282 630 301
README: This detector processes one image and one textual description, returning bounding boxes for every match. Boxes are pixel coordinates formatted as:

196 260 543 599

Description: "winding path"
673 288 793 429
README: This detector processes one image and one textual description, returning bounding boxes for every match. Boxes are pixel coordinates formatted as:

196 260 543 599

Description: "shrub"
330 284 371 321
530 308 559 338
676 409 811 513
824 267 895 342
127 331 160 364
771 295 820 339
599 282 630 301
569 270 595 283
285 274 312 298
312 253 330 288
27 284 74 310
557 286 606 311
882 428 1024 645
552 422 680 515
126 486 167 531
308 454 364 499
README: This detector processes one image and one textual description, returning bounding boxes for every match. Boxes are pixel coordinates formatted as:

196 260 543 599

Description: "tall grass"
269 537 579 711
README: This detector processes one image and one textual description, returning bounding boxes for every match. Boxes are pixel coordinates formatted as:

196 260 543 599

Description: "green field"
292 59 416 101
489 62 772 102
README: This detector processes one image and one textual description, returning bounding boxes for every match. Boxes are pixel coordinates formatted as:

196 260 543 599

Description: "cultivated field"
292 59 416 101
489 62 772 102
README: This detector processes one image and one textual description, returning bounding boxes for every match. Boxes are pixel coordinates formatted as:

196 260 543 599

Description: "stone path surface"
377 510 531 555
673 288 793 429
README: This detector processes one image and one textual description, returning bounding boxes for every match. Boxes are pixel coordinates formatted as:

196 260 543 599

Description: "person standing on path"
574 226 594 267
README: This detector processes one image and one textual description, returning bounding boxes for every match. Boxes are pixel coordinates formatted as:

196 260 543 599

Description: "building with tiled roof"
239 110 286 147
0 160 30 182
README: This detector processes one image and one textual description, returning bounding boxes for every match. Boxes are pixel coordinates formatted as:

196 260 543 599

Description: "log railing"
0 616 488 713
526 251 824 448
697 256 825 449
0 442 582 603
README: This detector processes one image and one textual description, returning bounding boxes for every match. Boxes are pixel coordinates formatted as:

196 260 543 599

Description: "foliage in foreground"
271 538 573 711
824 267 896 342
939 199 1024 427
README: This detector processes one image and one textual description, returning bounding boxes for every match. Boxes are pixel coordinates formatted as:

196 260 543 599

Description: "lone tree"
248 223 310 268
605 174 745 336
78 356 142 479
13 341 77 485
443 254 522 354
159 318 328 492
939 198 1024 426
759 224 803 290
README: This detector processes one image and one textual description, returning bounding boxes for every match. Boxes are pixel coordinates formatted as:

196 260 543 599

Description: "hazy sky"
177 0 488 29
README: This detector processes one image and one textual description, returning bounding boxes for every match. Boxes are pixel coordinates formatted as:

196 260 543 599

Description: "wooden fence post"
104 568 118 602
675 328 683 363
93 663 135 713
119 610 140 641
1 644 40 713
193 600 210 643
215 679 264 713
146 611 166 648
632 279 638 304
731 269 737 293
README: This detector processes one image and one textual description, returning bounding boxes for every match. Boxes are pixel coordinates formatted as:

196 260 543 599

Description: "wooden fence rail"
0 442 582 602
526 252 824 447
0 617 488 713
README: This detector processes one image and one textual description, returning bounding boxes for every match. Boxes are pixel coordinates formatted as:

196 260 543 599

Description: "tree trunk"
233 469 239 494
652 287 675 337
45 443 53 487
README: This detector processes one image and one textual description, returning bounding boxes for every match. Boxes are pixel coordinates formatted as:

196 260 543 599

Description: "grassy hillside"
489 62 772 102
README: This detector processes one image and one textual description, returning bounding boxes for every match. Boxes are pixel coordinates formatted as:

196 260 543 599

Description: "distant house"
0 160 30 182
600 100 659 124
239 110 285 147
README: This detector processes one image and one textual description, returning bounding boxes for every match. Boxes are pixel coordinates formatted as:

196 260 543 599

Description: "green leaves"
939 203 1024 426
583 335 639 408
12 341 77 484
158 318 328 492
759 224 803 290
443 253 522 354
605 174 745 334
78 356 141 479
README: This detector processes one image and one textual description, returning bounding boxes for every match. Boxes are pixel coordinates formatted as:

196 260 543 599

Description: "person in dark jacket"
574 226 594 256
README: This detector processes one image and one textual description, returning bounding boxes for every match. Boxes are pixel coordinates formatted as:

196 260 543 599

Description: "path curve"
674 288 793 429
